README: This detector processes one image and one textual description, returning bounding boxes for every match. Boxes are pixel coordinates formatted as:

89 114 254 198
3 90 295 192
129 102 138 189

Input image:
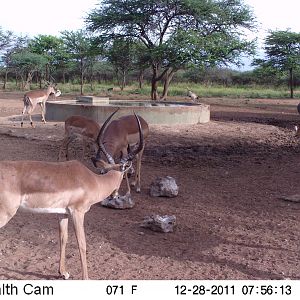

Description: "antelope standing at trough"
0 113 144 280
187 89 199 102
92 109 149 194
21 85 61 128
58 115 101 161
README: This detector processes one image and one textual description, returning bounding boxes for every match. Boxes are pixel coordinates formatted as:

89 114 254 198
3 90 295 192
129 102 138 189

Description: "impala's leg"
21 105 27 127
71 210 88 280
0 195 19 228
124 171 131 195
26 105 35 128
131 145 144 192
58 136 73 161
58 216 70 279
82 137 87 159
40 102 46 123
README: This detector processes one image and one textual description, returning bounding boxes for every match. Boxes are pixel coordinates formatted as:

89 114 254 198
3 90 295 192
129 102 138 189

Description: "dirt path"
0 92 299 280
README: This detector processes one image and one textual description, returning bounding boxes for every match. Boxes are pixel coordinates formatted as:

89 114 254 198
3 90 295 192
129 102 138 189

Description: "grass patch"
1 81 299 99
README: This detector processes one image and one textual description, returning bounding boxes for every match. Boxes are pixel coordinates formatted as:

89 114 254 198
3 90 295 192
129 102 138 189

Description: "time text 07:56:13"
175 284 292 296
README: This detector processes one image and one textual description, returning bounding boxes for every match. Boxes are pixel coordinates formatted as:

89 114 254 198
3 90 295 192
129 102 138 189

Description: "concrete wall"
46 100 210 125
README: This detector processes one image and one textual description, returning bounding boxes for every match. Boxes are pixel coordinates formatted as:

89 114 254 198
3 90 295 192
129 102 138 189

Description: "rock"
101 193 135 209
149 176 179 197
279 194 300 203
140 215 176 233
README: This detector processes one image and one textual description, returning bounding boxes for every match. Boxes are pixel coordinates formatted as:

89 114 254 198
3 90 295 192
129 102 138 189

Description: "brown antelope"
92 109 149 194
58 115 101 161
0 113 144 280
21 85 60 128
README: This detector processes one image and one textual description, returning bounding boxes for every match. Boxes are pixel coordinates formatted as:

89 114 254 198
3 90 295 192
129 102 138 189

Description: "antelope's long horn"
95 108 119 164
121 113 144 163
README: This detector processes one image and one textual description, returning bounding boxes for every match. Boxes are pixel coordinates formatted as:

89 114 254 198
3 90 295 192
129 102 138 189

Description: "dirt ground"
0 91 299 280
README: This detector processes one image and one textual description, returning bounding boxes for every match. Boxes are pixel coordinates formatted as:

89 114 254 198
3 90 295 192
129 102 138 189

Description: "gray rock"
149 176 178 197
140 215 176 233
101 193 135 209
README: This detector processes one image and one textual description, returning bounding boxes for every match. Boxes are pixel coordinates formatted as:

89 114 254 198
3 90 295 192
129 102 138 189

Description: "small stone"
140 215 176 233
101 193 135 209
149 176 179 197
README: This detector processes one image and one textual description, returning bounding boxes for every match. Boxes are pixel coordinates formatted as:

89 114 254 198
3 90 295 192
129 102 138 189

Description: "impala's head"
92 109 144 174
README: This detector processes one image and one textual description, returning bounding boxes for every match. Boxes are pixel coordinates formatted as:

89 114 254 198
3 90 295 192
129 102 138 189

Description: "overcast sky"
1 0 299 37
1 0 299 69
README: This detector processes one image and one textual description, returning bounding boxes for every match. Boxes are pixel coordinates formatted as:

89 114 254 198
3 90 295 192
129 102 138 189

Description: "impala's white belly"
19 203 68 214
18 191 80 214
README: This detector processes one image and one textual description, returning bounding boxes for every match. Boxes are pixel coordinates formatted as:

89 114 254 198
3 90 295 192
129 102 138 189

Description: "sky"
1 0 300 69
0 0 99 37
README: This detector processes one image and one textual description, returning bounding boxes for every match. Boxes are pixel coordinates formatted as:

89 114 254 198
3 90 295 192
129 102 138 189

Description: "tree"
28 35 64 83
10 51 48 89
106 38 137 90
256 30 300 98
61 30 99 95
86 0 256 100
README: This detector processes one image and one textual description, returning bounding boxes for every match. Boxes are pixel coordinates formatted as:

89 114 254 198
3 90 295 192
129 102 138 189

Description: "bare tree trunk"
289 68 294 99
121 70 126 91
151 64 159 100
3 68 8 90
160 69 176 101
24 72 33 90
138 69 144 89
80 58 84 95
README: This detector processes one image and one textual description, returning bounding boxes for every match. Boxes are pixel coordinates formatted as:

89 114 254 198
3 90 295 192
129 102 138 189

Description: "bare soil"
0 91 299 280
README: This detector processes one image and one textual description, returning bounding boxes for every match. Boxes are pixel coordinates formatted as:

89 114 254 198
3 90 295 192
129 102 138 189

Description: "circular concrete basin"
46 99 210 125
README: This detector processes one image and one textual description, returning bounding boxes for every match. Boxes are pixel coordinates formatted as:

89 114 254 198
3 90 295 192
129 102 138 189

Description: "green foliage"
254 30 300 98
10 51 48 73
264 30 300 70
86 0 257 99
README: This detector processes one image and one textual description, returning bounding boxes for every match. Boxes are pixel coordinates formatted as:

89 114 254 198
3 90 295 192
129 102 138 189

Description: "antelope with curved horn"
21 84 61 128
0 113 144 280
92 109 149 194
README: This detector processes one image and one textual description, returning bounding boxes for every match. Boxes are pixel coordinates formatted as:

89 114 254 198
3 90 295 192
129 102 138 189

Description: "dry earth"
0 91 299 280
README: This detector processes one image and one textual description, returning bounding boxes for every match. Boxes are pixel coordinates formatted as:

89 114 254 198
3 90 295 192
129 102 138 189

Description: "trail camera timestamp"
175 284 292 296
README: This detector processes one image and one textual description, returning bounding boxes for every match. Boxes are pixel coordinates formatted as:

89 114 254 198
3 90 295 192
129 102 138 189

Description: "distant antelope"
21 85 60 128
187 89 199 102
58 115 101 161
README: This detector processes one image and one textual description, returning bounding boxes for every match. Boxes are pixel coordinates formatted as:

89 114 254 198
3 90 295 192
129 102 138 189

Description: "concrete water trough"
46 96 210 125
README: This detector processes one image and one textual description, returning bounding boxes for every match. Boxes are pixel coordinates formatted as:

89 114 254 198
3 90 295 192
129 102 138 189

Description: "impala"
0 113 144 280
92 109 149 194
58 115 101 161
21 85 60 128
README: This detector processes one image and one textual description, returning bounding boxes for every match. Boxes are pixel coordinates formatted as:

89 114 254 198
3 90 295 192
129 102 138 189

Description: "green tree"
29 35 64 83
106 38 137 90
86 0 256 100
10 51 48 89
61 30 99 95
1 35 30 89
258 30 300 98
